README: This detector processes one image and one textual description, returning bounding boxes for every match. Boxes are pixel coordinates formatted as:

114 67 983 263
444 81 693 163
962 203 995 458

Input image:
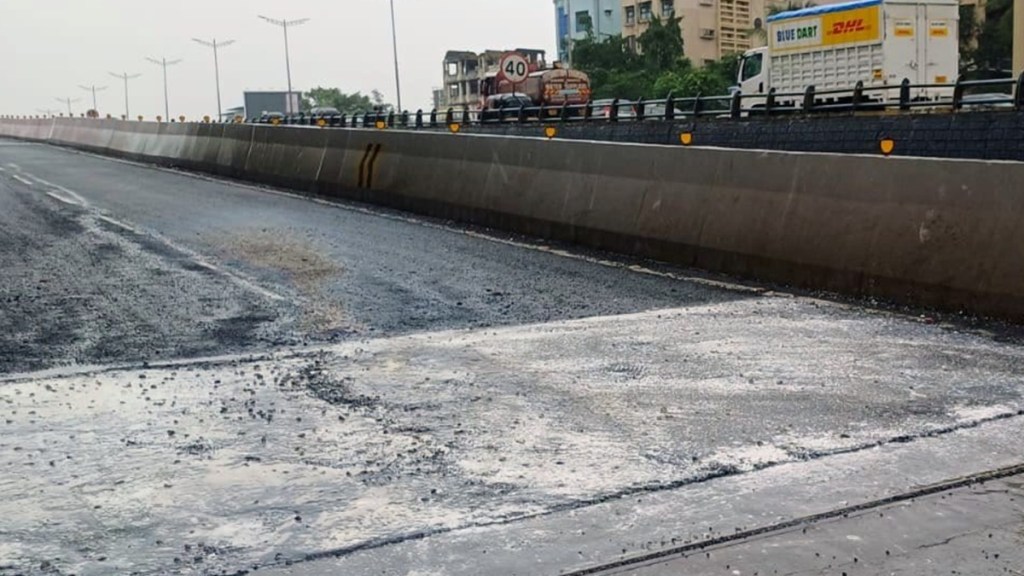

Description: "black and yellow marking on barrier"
358 143 383 189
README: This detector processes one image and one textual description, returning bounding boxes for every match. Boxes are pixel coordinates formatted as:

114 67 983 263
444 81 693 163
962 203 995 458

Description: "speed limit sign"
498 52 530 84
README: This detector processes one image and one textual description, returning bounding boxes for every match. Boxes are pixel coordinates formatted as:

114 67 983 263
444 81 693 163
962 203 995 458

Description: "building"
439 49 547 110
554 0 624 63
621 0 766 65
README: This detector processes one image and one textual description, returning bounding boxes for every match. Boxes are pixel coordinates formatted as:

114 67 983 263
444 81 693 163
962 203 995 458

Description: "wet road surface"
1 140 1022 575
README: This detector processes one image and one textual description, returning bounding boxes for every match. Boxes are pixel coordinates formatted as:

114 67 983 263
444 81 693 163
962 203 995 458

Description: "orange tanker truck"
480 55 591 116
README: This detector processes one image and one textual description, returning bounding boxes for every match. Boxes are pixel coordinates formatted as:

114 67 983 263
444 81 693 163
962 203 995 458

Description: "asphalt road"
1 140 1023 576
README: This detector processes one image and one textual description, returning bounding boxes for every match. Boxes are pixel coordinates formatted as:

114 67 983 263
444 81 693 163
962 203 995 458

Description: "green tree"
962 0 1013 75
638 16 685 71
300 88 375 114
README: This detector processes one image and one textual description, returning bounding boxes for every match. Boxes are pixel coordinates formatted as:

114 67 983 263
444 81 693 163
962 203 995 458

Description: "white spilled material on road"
2 298 1024 574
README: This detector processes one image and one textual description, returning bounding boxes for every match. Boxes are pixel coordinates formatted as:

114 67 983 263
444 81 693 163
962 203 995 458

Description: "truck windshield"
741 53 763 81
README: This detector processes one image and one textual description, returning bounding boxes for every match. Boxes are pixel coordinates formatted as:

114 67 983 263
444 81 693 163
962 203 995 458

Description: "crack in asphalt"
563 460 1024 576
220 409 1024 576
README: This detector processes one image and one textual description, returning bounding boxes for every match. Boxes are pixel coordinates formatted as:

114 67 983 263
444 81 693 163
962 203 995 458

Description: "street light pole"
55 97 81 117
258 16 309 115
1014 1 1023 79
145 56 183 120
78 84 108 112
389 0 403 113
109 72 142 119
193 38 235 120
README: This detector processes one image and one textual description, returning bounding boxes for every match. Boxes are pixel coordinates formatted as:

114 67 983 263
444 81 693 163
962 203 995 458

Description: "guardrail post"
609 98 619 122
584 100 593 121
1016 72 1024 110
429 109 437 128
415 109 423 128
899 78 911 111
560 102 570 122
363 112 372 127
766 88 777 116
953 75 965 110
387 110 395 128
636 98 646 121
351 114 358 128
336 114 345 127
692 93 703 116
445 108 454 126
401 110 409 127
852 81 864 111
517 105 527 124
461 106 470 125
730 90 742 119
802 85 816 113
665 93 675 120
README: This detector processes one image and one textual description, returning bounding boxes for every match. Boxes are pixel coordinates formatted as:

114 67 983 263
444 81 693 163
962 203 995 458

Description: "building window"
639 1 653 22
575 10 593 33
661 0 674 17
446 62 458 77
469 80 480 95
625 5 636 26
448 84 460 99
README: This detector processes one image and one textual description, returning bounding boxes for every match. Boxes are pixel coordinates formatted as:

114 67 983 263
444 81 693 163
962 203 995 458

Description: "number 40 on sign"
498 52 530 84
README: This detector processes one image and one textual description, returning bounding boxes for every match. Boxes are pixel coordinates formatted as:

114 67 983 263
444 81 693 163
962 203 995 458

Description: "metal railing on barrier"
239 73 1021 129
11 73 1018 128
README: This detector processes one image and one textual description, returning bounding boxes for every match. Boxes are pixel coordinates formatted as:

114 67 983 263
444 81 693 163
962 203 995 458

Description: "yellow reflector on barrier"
138 116 144 122
680 132 694 146
375 120 387 130
448 123 461 134
880 137 895 156
544 126 557 139
203 115 211 123
317 118 327 128
179 115 186 123
270 118 281 126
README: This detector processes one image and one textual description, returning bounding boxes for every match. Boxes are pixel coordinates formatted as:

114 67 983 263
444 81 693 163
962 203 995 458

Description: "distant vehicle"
481 93 536 121
737 0 959 108
310 106 341 118
643 102 687 119
590 99 636 120
481 58 591 116
960 92 1014 108
258 112 285 123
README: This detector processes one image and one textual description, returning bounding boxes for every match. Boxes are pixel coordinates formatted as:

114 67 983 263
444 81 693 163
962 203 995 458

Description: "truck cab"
737 47 769 99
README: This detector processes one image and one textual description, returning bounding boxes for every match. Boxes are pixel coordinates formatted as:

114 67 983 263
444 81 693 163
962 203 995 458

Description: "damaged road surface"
1 140 1023 576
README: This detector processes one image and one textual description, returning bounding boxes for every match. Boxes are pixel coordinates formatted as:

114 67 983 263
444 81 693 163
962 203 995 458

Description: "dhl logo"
831 19 867 35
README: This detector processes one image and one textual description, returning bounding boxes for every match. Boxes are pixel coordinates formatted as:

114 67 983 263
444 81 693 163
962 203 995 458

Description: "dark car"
481 93 535 121
257 111 285 124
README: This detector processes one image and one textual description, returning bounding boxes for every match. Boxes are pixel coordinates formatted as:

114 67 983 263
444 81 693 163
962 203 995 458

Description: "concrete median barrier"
1 117 1023 320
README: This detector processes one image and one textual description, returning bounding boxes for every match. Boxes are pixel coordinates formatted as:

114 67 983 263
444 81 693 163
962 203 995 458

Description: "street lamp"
78 84 108 112
55 96 81 117
109 72 142 119
389 0 403 113
193 38 235 120
145 56 183 120
258 15 308 115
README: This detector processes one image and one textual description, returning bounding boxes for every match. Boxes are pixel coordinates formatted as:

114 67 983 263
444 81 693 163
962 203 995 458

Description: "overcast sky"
0 1 557 118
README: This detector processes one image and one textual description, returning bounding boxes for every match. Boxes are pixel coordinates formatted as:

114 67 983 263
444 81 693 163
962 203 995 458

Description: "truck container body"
738 0 959 105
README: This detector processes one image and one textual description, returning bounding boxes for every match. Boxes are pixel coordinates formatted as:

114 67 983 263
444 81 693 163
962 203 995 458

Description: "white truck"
737 0 959 106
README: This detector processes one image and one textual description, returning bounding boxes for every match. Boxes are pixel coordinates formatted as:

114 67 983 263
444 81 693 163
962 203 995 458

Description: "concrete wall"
3 117 1024 321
